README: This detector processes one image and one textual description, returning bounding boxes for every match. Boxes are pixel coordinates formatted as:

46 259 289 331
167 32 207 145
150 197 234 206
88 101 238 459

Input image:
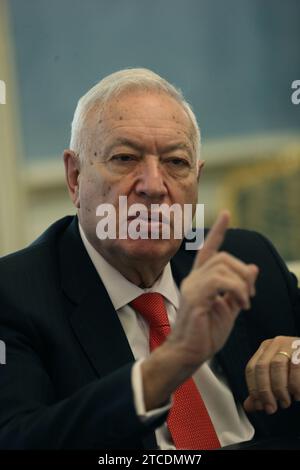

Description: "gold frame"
222 143 300 225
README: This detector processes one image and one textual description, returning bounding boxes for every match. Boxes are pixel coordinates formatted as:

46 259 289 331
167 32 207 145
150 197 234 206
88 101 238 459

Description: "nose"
135 156 167 201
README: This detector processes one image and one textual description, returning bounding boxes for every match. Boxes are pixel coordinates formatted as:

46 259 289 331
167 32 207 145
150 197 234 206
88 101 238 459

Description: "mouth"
127 211 170 225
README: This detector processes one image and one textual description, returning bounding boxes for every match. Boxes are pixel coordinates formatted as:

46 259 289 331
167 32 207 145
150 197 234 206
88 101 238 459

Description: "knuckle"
290 360 300 369
272 387 288 399
274 335 285 343
256 361 269 373
245 363 254 377
257 390 272 402
216 252 233 266
212 272 223 286
270 359 287 370
217 251 228 261
216 264 227 276
249 389 259 399
288 379 300 395
239 279 249 293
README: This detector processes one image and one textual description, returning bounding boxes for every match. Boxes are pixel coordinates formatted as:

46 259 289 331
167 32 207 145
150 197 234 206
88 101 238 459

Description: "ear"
197 159 205 182
63 150 81 208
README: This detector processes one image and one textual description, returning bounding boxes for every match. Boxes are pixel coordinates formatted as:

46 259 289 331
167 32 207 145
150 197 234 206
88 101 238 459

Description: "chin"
116 237 181 261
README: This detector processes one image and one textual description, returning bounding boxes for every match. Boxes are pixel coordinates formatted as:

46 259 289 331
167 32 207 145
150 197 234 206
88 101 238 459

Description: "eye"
166 157 190 167
111 154 137 163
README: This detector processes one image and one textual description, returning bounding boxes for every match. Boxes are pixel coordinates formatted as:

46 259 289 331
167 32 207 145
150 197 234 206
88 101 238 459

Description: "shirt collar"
78 223 180 311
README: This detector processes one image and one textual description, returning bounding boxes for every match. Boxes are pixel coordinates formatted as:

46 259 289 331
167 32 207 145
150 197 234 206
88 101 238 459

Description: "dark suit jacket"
0 216 300 449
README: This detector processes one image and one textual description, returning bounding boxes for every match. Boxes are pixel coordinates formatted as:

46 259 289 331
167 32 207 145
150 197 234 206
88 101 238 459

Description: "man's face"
69 90 202 264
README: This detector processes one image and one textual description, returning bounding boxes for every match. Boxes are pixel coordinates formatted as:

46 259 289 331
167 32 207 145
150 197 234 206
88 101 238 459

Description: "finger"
243 396 254 413
245 343 265 401
208 267 252 310
248 264 260 296
253 346 280 414
288 361 300 401
270 353 291 408
201 252 259 297
222 292 241 317
194 210 230 268
213 293 244 327
243 395 264 413
245 340 277 413
212 295 231 318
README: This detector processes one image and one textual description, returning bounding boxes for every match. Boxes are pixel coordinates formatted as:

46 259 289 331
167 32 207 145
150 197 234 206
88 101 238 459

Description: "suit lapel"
59 218 135 378
59 218 158 449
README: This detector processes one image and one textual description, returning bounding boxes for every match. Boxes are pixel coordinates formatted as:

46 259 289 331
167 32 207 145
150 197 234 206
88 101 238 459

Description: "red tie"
131 292 220 450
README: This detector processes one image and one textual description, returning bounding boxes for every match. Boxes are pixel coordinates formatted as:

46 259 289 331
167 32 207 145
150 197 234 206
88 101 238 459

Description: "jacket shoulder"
0 216 75 300
0 215 74 267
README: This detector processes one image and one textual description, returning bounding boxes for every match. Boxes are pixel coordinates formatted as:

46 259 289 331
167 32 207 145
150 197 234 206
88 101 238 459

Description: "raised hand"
142 211 259 410
166 210 259 371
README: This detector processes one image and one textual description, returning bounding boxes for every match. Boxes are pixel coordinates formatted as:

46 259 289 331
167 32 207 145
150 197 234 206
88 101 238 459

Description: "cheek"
172 177 198 204
100 183 114 199
79 167 114 205
187 174 199 198
81 178 131 219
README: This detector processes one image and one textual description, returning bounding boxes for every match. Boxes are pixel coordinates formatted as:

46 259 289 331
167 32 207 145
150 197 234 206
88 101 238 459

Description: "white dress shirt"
79 225 254 448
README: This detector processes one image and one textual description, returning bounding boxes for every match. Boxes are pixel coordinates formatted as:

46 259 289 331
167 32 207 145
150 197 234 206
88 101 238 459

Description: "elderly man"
0 68 299 450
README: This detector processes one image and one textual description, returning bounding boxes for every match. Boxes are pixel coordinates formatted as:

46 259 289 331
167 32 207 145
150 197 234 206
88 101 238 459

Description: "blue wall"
9 0 300 161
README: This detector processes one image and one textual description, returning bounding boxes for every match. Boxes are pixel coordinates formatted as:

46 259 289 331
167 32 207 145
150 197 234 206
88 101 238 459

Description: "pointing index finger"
193 210 230 268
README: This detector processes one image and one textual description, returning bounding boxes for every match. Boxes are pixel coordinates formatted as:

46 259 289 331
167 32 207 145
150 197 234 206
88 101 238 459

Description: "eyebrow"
104 138 144 156
104 138 193 159
161 143 193 159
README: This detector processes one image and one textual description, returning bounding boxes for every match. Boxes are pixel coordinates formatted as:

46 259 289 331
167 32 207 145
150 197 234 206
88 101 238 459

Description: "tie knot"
130 292 170 328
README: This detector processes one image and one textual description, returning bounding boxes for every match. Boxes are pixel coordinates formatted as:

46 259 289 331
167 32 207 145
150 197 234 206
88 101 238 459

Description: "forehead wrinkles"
86 94 195 152
98 124 194 158
100 105 192 137
105 99 190 126
105 90 189 121
103 120 191 136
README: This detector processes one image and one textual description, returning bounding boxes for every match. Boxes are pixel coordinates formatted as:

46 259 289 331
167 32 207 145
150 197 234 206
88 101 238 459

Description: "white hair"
70 68 201 161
